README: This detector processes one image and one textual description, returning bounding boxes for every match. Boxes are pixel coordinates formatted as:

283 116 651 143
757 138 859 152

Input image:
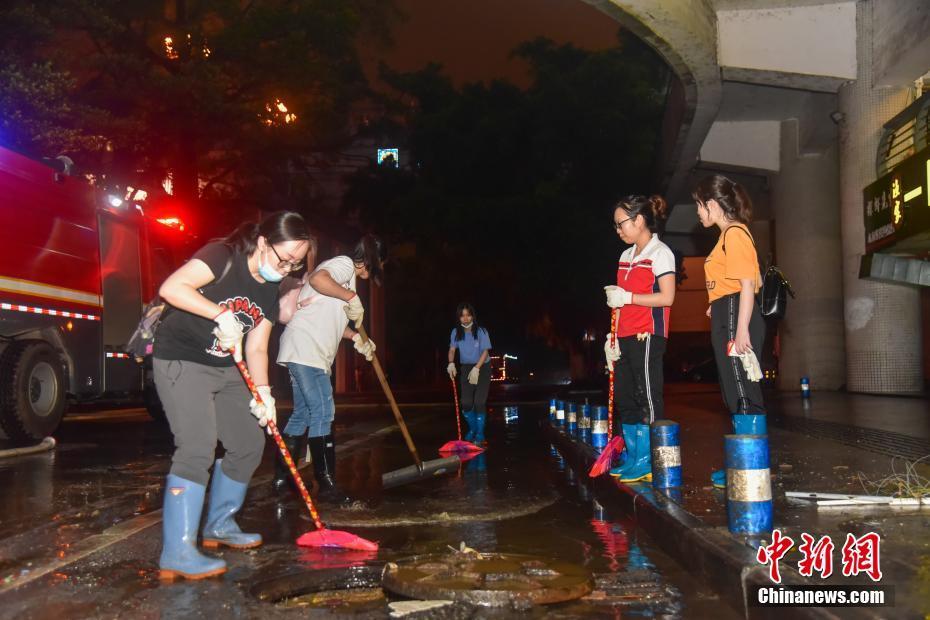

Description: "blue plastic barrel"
592 406 608 450
651 421 681 488
579 404 592 443
725 434 773 534
566 402 578 435
549 398 557 423
800 376 811 399
555 400 565 427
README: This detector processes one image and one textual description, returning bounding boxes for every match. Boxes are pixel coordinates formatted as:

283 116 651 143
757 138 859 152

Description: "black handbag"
759 265 795 320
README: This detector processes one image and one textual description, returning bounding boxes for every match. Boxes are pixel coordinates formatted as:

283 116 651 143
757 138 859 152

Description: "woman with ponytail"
152 211 311 580
603 194 676 482
275 234 386 505
692 174 766 487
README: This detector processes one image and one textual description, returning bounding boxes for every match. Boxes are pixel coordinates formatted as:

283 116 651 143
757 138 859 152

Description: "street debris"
388 600 454 617
788 455 930 509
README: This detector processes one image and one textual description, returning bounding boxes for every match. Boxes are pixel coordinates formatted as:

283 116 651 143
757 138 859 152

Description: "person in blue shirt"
446 303 492 444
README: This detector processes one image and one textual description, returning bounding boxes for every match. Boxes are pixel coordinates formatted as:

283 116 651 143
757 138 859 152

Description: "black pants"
459 363 491 414
612 335 666 425
710 293 766 414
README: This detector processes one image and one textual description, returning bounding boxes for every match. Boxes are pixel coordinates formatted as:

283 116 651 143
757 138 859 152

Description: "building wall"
717 3 857 81
772 121 846 390
837 1 924 394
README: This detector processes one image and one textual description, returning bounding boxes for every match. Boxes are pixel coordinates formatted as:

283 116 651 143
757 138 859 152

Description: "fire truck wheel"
0 341 67 446
142 360 167 424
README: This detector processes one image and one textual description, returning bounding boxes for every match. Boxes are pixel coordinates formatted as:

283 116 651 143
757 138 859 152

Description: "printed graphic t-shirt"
703 224 761 303
154 242 280 366
615 235 676 338
277 256 357 373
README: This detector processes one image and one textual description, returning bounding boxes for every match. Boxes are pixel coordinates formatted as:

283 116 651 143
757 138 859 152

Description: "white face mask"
461 321 473 329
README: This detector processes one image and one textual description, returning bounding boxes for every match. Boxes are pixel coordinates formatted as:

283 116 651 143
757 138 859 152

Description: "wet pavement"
551 384 930 618
0 393 738 619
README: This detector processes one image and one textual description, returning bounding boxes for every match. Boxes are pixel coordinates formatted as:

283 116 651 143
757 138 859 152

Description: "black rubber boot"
308 435 351 505
272 433 305 494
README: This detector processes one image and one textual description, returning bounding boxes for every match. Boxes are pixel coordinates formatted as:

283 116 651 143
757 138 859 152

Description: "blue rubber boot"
609 424 637 477
618 424 652 483
734 413 766 435
159 474 227 581
202 460 262 550
463 410 477 442
627 542 655 572
474 412 487 445
712 414 767 488
467 452 487 472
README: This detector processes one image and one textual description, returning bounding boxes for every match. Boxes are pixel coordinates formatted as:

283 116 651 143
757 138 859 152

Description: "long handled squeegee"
355 324 461 489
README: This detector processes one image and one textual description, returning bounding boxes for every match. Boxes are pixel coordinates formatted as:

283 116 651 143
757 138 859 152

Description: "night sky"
360 0 621 89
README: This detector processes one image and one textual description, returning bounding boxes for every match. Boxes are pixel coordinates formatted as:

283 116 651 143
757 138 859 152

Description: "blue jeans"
284 363 335 438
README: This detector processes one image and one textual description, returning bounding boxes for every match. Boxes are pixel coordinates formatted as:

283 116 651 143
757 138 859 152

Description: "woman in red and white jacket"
603 194 676 482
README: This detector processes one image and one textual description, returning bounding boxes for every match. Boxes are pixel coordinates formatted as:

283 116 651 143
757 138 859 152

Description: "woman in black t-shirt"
153 211 311 581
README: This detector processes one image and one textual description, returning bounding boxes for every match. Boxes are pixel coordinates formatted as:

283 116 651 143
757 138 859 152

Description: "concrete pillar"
772 120 846 390
837 2 923 394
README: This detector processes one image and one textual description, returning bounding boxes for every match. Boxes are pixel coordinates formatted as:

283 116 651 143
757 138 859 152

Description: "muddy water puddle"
249 405 737 618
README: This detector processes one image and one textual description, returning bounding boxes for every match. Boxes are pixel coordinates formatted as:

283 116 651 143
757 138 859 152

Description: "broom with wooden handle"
353 324 461 489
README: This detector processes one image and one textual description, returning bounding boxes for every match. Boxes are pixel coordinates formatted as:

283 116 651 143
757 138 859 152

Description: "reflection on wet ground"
0 401 737 618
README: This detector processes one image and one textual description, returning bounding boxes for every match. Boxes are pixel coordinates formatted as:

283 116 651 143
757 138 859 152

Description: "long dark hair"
224 211 311 255
613 194 669 232
352 234 387 285
454 302 481 343
691 174 753 224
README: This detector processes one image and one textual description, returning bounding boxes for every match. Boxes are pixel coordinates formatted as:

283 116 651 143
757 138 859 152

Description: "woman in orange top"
693 174 766 419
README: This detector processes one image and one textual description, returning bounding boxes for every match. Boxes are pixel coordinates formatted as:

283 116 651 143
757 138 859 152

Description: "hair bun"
649 195 668 221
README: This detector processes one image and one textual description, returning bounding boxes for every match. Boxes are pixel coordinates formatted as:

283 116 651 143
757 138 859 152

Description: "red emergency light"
156 216 185 231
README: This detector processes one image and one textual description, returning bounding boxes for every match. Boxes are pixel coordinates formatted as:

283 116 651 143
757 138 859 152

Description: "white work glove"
249 385 276 434
213 308 244 362
447 362 457 378
351 332 376 361
604 285 633 308
344 294 364 323
741 352 763 382
467 366 480 385
728 343 763 383
604 334 620 371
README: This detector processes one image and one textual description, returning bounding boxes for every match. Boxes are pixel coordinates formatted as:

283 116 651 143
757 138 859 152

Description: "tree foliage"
347 34 670 382
0 0 396 203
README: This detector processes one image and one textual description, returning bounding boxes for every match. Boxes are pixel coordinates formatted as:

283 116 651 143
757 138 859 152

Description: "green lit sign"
864 146 930 253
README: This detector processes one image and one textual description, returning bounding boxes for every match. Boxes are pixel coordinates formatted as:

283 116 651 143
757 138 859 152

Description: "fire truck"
0 145 194 446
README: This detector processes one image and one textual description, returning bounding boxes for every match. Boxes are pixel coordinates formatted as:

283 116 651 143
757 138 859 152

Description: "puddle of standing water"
253 405 739 617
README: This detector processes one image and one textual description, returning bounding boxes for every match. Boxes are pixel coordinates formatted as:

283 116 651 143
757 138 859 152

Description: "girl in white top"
274 235 385 504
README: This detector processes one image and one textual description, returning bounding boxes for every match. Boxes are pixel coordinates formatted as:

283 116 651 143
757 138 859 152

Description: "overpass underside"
587 0 930 394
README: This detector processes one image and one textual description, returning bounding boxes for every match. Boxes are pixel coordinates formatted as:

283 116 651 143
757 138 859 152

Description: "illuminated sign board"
377 148 399 167
864 145 930 253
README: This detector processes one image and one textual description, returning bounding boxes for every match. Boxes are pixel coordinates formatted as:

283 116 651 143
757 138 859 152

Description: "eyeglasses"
613 217 633 231
268 244 304 273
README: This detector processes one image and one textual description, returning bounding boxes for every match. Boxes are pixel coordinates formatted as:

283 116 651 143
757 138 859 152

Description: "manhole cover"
381 552 593 608
251 565 385 610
